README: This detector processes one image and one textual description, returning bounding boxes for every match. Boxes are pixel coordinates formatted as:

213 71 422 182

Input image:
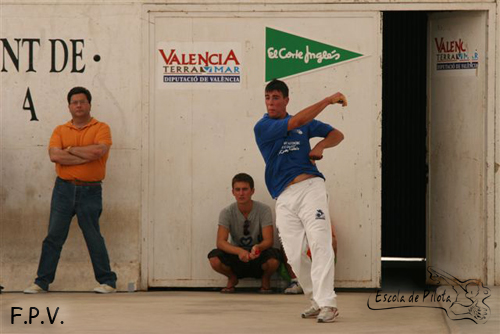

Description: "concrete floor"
1 288 499 334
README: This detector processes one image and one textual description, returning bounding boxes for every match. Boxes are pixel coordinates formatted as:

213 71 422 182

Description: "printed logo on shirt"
287 129 303 136
315 209 326 220
279 141 300 155
240 236 253 247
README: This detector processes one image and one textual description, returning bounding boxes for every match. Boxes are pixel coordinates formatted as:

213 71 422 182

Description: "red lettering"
159 49 240 66
447 41 454 52
435 38 445 53
159 50 168 64
199 53 208 66
171 53 180 64
208 54 218 65
159 49 180 65
434 38 467 53
224 49 240 65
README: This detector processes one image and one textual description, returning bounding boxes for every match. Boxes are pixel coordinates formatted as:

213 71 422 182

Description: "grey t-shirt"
219 201 273 250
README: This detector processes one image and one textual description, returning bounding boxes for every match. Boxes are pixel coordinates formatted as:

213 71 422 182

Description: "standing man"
254 79 346 323
208 173 281 293
24 87 117 294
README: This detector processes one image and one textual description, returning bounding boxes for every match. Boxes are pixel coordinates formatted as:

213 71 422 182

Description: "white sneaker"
24 283 46 294
317 307 339 323
93 284 116 294
301 305 320 318
284 280 303 294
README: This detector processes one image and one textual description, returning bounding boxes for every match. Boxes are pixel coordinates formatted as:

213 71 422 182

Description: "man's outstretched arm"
288 92 347 131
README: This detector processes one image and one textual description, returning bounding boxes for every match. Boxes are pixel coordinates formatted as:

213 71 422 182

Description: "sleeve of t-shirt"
254 116 289 144
308 119 334 138
95 122 113 146
218 208 231 230
260 204 274 228
48 126 63 149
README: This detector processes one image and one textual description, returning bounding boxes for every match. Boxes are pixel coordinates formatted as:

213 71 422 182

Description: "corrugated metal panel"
382 12 427 257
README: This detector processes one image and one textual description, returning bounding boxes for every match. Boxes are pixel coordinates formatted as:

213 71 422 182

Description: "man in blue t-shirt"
254 79 346 323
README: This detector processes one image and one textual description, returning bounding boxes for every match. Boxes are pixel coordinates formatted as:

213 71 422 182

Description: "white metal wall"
0 3 143 291
0 1 497 291
146 10 382 288
427 11 487 281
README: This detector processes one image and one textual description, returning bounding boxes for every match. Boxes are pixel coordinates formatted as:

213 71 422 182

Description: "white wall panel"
148 12 381 288
0 3 143 291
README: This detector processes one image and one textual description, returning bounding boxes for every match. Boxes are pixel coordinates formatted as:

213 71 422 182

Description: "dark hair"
232 173 254 189
265 79 289 98
67 86 92 104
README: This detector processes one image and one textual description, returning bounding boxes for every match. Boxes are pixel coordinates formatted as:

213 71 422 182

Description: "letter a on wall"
265 27 363 81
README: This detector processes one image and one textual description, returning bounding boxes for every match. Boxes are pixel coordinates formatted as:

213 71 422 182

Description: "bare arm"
288 92 347 131
216 226 251 262
250 225 274 259
67 144 109 161
309 129 345 161
49 147 89 165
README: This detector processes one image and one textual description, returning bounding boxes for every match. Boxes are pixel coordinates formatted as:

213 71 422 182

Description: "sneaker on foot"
284 280 303 294
94 284 116 294
317 307 339 323
24 283 46 294
301 305 320 318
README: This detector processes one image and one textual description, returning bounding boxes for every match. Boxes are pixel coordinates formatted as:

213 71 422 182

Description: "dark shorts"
207 248 282 279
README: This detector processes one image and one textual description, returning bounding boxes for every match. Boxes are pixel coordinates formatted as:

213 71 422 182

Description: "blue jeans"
35 178 117 290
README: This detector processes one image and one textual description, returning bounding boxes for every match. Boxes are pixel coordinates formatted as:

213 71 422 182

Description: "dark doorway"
382 11 428 288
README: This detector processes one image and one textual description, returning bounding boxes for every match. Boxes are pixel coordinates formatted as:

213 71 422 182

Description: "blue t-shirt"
254 113 334 198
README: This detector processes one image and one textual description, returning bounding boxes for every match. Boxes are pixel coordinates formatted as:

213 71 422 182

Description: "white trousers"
276 177 337 308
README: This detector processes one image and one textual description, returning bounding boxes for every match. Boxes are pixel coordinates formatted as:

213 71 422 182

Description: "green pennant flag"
265 27 363 81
